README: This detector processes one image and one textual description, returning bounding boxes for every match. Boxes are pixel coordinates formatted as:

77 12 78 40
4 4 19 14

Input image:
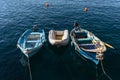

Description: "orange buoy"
84 7 89 12
45 2 49 8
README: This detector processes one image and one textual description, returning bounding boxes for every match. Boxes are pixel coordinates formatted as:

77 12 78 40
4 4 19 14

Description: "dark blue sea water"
0 0 120 80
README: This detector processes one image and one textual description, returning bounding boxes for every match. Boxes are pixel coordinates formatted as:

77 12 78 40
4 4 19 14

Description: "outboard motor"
33 25 38 32
74 22 81 31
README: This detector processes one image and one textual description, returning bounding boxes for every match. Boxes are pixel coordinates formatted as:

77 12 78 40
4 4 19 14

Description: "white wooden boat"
48 30 69 47
17 28 46 58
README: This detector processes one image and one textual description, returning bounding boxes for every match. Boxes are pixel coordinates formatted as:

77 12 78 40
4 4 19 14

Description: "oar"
89 31 114 49
102 41 114 49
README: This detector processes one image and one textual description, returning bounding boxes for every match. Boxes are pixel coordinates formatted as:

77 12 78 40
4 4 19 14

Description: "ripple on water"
0 0 120 80
0 40 4 43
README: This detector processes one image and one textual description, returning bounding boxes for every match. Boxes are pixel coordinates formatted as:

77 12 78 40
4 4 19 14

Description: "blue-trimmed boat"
17 27 46 58
70 24 107 65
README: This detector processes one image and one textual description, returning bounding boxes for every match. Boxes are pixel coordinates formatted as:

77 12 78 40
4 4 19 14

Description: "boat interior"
27 34 40 41
74 32 92 43
50 30 68 41
74 31 97 50
55 31 64 40
24 33 41 49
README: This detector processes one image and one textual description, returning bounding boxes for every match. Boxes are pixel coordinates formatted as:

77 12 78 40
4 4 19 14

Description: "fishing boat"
17 26 46 58
48 30 69 47
70 23 107 65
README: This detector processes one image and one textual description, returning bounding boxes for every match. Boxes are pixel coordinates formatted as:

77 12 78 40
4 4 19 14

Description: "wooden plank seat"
26 40 40 43
76 37 92 44
27 34 40 40
79 44 97 49
55 35 63 40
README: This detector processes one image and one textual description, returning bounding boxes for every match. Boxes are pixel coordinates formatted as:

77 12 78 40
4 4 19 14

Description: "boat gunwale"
70 28 107 53
70 28 107 64
17 28 46 55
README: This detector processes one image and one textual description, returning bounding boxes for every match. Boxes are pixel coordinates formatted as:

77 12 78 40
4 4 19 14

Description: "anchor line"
96 47 112 80
27 55 32 80
100 60 112 80
96 65 98 80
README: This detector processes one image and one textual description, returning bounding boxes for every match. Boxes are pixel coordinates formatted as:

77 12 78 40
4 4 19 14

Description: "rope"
20 53 32 80
96 65 98 80
20 54 27 67
27 55 33 80
100 60 112 80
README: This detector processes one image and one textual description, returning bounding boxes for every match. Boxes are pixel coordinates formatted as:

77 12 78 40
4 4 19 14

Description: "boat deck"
55 35 63 40
79 44 97 49
27 34 40 40
24 33 41 49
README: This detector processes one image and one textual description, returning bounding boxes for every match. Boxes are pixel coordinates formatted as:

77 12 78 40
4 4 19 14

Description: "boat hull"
77 47 99 65
70 28 106 64
19 42 44 57
17 29 46 58
49 38 69 47
48 30 69 47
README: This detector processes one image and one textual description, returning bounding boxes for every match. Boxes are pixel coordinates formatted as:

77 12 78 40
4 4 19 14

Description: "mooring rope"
96 65 98 80
100 60 112 80
27 56 32 80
